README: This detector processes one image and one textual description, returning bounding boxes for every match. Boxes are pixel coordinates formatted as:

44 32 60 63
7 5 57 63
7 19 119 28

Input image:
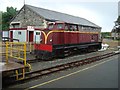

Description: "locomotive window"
57 24 63 29
69 25 73 31
65 25 68 31
48 24 54 30
73 25 77 31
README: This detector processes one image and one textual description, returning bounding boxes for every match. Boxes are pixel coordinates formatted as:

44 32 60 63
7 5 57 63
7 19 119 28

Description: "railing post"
10 43 13 56
5 42 8 64
30 42 32 53
24 43 27 66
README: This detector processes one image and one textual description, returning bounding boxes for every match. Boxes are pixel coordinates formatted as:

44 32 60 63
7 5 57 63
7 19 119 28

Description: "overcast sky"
0 0 119 32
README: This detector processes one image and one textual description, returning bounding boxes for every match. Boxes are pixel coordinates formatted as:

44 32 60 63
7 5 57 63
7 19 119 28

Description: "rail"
3 51 119 86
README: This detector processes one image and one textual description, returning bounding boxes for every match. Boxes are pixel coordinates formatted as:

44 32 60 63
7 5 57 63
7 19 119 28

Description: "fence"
0 42 34 56
5 42 32 80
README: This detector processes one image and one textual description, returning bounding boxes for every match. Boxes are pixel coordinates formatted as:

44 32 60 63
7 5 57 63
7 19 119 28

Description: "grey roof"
25 4 100 28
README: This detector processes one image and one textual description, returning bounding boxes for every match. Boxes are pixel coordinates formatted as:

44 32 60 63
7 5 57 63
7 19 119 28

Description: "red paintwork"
29 31 34 42
41 33 45 44
47 32 68 45
26 30 28 42
10 31 13 42
9 28 41 30
34 31 99 52
34 44 52 52
9 28 27 30
46 32 98 45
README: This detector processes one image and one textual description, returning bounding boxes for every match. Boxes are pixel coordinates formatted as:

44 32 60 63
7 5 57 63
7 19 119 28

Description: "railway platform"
1 41 119 88
1 42 31 81
1 46 116 72
1 61 24 73
1 49 115 74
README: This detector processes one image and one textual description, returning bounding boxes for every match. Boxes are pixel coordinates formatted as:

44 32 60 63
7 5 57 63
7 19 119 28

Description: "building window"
11 23 20 28
36 32 40 35
48 24 54 30
18 31 21 35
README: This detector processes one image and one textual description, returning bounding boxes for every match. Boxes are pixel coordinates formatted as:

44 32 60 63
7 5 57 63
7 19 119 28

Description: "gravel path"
30 49 113 72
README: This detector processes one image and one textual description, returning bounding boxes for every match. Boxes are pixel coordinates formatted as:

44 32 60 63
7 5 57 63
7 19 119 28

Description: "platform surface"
0 61 24 72
9 53 118 88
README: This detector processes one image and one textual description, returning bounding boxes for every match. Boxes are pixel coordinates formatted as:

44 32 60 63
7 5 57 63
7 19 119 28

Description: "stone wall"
10 6 48 28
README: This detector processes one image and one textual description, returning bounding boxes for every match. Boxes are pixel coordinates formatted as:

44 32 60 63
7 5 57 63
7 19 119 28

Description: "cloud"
0 0 24 11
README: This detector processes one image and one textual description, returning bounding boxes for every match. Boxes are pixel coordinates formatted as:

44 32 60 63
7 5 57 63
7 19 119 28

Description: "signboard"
27 26 35 31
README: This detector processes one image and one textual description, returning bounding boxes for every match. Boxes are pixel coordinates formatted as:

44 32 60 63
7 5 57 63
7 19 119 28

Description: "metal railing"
5 42 31 80
5 42 26 65
0 42 35 56
2 37 19 42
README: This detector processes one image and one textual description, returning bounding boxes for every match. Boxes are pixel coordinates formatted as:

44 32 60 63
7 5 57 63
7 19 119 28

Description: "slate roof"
25 4 100 28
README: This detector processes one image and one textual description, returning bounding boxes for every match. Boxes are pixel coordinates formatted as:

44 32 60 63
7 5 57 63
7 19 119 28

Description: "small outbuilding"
111 25 120 40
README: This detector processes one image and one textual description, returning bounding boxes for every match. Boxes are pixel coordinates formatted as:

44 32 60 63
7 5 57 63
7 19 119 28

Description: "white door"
34 31 41 43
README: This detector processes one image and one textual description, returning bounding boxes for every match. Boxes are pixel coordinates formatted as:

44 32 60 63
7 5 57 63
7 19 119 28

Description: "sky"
0 0 119 32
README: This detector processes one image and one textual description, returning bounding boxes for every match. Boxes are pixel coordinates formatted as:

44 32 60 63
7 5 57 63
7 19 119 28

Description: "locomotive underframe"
34 42 102 60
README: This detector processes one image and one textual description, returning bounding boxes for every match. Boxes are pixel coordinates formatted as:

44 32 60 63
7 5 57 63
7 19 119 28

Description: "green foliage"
1 7 17 31
0 11 2 30
101 32 111 38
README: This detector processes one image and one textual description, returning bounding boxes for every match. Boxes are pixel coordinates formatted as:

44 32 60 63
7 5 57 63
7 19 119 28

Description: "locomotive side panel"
70 32 78 44
52 32 64 45
64 32 70 44
47 32 53 45
41 32 45 44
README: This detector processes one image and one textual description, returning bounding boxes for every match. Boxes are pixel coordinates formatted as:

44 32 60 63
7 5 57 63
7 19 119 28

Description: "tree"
2 7 17 30
101 32 111 38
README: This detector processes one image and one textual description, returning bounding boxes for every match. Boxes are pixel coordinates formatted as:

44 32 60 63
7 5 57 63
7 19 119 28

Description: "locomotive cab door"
34 31 41 43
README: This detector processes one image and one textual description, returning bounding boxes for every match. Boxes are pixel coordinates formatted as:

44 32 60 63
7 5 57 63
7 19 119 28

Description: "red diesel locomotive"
34 21 102 60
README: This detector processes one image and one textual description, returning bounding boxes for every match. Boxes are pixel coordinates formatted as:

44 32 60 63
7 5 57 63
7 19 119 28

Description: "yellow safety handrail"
5 42 27 66
5 42 31 80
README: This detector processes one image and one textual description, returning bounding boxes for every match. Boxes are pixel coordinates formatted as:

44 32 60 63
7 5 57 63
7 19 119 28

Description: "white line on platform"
25 57 117 90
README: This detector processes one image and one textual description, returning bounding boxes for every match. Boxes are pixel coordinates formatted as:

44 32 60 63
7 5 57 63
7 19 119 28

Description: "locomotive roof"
25 4 101 28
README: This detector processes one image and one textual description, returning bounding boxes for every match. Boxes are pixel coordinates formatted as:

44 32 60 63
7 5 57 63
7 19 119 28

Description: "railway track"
3 51 120 88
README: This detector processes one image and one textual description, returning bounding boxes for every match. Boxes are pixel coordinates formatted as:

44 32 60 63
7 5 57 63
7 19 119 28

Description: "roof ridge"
25 4 83 19
19 4 101 28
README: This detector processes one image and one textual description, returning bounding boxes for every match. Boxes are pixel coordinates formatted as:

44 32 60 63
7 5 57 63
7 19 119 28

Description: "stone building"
9 4 101 42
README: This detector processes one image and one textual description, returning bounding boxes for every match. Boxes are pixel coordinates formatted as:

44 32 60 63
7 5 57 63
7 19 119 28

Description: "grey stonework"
10 6 48 28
